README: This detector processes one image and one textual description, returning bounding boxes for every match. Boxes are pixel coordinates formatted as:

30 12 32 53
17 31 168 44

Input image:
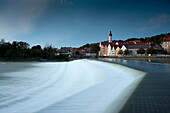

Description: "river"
0 59 169 113
99 58 170 113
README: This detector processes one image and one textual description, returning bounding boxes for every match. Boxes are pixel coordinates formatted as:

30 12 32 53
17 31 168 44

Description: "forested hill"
78 43 100 53
79 32 170 51
124 32 170 44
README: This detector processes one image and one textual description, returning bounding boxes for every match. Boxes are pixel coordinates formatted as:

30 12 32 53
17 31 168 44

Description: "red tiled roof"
100 40 156 48
126 41 155 45
79 50 83 53
117 42 125 46
72 48 77 50
127 42 135 45
101 42 114 47
84 47 90 51
163 36 170 41
53 48 58 50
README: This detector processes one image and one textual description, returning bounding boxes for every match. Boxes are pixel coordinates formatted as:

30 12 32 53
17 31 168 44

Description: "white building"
60 47 73 55
99 31 129 56
162 36 170 51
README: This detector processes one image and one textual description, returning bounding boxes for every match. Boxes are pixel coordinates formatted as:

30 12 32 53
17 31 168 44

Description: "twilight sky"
0 0 170 48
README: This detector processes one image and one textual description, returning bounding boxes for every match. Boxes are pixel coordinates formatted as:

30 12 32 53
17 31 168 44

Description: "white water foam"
0 60 145 113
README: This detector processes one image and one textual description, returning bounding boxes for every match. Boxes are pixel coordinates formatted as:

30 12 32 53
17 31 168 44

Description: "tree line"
123 33 170 44
0 39 68 61
78 43 100 55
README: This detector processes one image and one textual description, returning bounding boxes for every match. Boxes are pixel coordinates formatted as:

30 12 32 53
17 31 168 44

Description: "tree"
79 43 90 50
43 45 55 60
90 43 100 53
78 43 100 55
167 47 170 55
147 47 156 55
160 50 167 54
89 43 100 55
75 51 79 55
124 49 129 55
118 50 123 55
139 38 145 42
0 39 5 43
6 41 19 58
32 45 41 50
18 41 29 49
137 48 145 55
126 38 138 42
0 42 11 57
30 45 43 58
17 41 30 58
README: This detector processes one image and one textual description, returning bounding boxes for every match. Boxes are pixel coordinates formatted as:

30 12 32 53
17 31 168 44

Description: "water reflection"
99 58 129 64
99 58 170 72
99 57 170 64
148 59 151 62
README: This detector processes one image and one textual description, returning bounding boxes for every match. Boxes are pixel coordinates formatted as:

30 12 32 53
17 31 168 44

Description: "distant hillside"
116 32 170 44
78 32 170 53
78 43 100 53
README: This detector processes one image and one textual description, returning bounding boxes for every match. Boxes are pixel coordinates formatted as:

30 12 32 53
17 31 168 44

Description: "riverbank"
98 56 170 64
1 55 170 64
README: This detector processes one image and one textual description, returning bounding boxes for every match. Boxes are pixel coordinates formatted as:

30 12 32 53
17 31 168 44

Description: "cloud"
0 0 56 41
149 14 170 25
54 0 74 6
0 0 74 41
139 14 170 32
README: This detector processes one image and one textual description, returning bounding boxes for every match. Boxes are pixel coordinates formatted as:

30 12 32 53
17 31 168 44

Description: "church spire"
109 31 112 36
109 31 112 42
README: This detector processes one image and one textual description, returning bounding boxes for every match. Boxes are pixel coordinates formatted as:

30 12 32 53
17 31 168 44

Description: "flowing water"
0 59 169 113
98 58 170 72
98 58 170 113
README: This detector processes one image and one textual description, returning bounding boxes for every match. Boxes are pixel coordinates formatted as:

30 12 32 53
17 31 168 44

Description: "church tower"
109 31 112 42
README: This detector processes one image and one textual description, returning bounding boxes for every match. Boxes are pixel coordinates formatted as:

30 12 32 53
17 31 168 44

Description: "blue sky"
0 0 170 48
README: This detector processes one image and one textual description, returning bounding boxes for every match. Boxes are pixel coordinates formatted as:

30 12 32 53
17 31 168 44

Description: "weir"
98 58 170 113
0 60 146 113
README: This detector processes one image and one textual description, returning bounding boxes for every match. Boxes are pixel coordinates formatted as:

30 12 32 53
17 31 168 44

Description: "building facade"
162 36 170 51
99 31 126 56
60 47 73 55
99 31 163 56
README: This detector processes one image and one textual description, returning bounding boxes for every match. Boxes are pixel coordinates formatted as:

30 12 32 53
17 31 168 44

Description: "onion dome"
109 31 112 36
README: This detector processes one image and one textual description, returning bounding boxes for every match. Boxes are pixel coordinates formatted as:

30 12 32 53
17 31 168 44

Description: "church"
99 31 126 56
